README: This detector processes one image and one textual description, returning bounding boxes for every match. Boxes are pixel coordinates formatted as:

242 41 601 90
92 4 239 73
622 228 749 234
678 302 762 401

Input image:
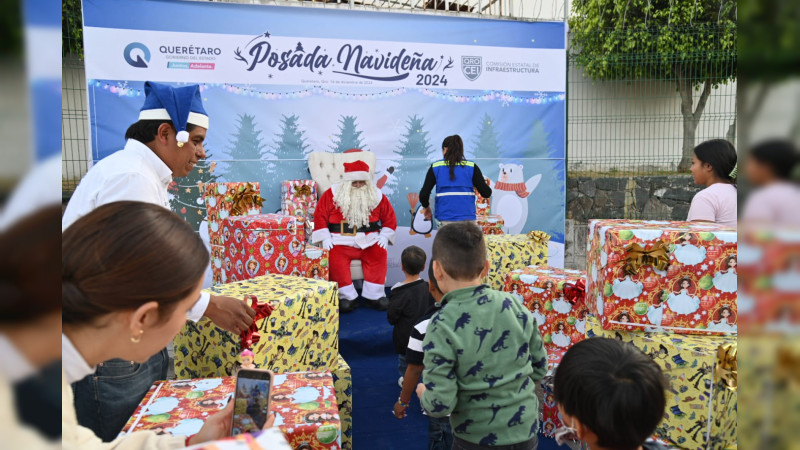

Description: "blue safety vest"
432 160 476 221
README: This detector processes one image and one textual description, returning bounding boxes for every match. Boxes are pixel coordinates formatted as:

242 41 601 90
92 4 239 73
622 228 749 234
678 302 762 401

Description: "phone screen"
231 370 272 436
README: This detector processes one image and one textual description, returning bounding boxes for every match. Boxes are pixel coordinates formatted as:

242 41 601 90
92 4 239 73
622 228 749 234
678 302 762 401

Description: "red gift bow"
240 295 275 350
562 279 586 305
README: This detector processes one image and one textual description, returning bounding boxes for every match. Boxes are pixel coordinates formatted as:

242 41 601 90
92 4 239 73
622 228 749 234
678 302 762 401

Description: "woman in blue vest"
419 135 492 227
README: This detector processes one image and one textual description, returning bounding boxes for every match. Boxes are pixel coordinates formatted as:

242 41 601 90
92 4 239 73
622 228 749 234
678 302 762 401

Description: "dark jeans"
453 434 538 450
429 415 454 450
72 348 169 441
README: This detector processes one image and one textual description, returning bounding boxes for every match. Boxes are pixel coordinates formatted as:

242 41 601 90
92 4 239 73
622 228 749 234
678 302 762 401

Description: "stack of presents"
120 176 738 448
501 220 738 449
118 180 352 449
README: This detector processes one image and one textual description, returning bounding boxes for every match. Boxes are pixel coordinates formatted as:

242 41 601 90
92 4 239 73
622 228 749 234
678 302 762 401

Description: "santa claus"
312 159 397 313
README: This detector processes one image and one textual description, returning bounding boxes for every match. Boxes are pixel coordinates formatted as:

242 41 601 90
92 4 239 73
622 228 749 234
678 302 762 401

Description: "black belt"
329 222 381 236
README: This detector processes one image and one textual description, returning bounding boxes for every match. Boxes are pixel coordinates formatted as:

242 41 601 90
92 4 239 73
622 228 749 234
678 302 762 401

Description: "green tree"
527 119 552 159
169 149 219 231
393 115 433 218
273 114 310 159
330 115 368 152
568 0 736 171
227 113 273 177
472 113 501 160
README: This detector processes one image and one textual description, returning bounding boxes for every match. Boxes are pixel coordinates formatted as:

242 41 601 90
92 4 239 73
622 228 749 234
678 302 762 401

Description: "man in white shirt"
63 82 255 441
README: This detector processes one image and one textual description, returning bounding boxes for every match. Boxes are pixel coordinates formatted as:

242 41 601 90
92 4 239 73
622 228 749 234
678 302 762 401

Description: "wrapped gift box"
205 182 263 246
533 348 580 449
174 275 339 379
281 180 318 223
187 429 293 450
221 214 306 283
483 233 549 290
119 377 236 438
269 372 341 449
120 374 341 450
477 215 505 236
587 316 737 450
504 266 587 352
331 355 353 450
302 245 330 281
475 188 491 216
586 220 737 335
205 182 263 284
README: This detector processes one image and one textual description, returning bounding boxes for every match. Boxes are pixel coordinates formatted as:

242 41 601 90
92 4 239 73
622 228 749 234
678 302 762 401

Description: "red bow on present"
563 279 586 305
240 295 275 350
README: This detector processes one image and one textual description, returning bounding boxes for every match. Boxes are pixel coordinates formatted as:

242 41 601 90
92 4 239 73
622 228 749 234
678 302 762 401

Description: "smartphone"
230 369 273 436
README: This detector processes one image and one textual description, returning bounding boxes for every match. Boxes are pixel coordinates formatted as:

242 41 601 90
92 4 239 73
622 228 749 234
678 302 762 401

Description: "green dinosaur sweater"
420 284 547 446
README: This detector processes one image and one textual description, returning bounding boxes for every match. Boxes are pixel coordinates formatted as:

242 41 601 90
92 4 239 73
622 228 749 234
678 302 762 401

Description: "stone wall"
564 175 701 270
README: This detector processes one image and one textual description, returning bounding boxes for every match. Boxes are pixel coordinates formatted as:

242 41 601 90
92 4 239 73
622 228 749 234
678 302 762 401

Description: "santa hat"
343 160 371 181
138 81 209 147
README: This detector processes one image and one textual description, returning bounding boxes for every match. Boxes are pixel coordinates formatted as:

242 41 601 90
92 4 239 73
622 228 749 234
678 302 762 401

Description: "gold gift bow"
623 241 670 276
715 344 737 392
230 183 264 216
776 346 800 390
293 184 313 197
528 230 551 243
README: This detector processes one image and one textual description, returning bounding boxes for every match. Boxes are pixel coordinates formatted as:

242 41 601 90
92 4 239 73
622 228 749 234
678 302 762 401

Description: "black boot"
366 297 389 311
339 298 359 313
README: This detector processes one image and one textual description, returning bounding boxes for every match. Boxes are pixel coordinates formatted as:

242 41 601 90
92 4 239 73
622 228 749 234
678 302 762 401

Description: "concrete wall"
563 174 701 270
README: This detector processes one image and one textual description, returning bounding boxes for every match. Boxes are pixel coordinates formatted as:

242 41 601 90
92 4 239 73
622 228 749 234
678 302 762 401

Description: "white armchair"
307 150 378 281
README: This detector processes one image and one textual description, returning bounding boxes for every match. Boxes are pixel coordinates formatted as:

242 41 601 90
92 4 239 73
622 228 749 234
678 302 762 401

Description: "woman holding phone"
62 201 273 449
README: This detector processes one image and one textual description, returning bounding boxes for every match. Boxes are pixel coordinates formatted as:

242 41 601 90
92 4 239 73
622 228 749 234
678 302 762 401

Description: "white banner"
84 27 566 92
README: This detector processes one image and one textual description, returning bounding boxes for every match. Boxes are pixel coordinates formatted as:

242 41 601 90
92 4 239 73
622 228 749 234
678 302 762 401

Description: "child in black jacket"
387 245 432 386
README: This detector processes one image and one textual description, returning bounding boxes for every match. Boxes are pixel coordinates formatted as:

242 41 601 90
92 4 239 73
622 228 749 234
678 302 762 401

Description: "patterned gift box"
483 232 549 290
477 215 505 236
331 355 353 450
119 374 341 450
586 220 737 335
174 275 339 379
586 316 738 450
303 245 330 281
269 372 342 449
205 182 263 247
282 180 318 202
475 188 491 216
503 266 587 352
119 377 236 438
282 200 318 224
221 214 306 283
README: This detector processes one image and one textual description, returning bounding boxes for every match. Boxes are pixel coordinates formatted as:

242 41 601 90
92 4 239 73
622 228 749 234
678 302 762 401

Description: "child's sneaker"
398 376 404 388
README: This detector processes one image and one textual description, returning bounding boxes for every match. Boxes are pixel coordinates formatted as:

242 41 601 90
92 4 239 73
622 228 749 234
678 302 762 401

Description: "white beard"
334 182 380 229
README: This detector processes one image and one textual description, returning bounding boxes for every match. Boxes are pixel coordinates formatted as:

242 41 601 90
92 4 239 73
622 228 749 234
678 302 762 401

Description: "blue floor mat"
338 300 571 449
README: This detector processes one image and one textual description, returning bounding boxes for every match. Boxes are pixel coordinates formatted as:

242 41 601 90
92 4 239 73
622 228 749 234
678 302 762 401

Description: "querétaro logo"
124 42 151 68
461 56 482 81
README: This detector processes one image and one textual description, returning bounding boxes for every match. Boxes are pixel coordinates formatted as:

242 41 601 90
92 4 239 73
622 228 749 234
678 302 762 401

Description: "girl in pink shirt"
687 139 738 228
742 140 800 226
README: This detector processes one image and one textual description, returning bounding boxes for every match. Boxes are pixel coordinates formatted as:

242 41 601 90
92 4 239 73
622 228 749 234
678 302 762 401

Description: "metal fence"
62 0 89 197
567 26 737 176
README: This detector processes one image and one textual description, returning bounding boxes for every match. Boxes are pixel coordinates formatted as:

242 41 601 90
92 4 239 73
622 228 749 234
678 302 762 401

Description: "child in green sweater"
416 222 548 450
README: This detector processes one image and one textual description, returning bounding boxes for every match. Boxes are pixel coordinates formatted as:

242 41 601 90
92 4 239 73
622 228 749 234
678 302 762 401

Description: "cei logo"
124 42 151 68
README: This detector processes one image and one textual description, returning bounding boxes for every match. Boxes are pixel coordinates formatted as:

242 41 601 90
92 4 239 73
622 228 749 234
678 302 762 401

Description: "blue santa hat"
138 81 209 146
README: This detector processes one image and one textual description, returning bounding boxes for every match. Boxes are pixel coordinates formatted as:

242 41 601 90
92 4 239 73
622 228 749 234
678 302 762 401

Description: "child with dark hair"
392 263 453 450
687 139 738 228
416 222 547 450
387 246 432 386
743 139 800 225
553 338 669 450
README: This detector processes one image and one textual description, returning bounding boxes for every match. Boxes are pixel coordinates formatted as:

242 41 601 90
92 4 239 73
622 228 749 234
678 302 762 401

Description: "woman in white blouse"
61 201 271 449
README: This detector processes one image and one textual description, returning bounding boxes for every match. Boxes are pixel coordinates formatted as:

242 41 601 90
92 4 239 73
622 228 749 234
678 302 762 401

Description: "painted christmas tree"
471 113 501 160
330 115 368 152
273 114 310 159
227 113 274 177
392 114 433 221
527 119 551 159
169 149 219 232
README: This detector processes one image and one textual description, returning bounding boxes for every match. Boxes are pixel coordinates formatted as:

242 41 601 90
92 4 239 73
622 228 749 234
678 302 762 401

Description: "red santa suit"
312 162 397 302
